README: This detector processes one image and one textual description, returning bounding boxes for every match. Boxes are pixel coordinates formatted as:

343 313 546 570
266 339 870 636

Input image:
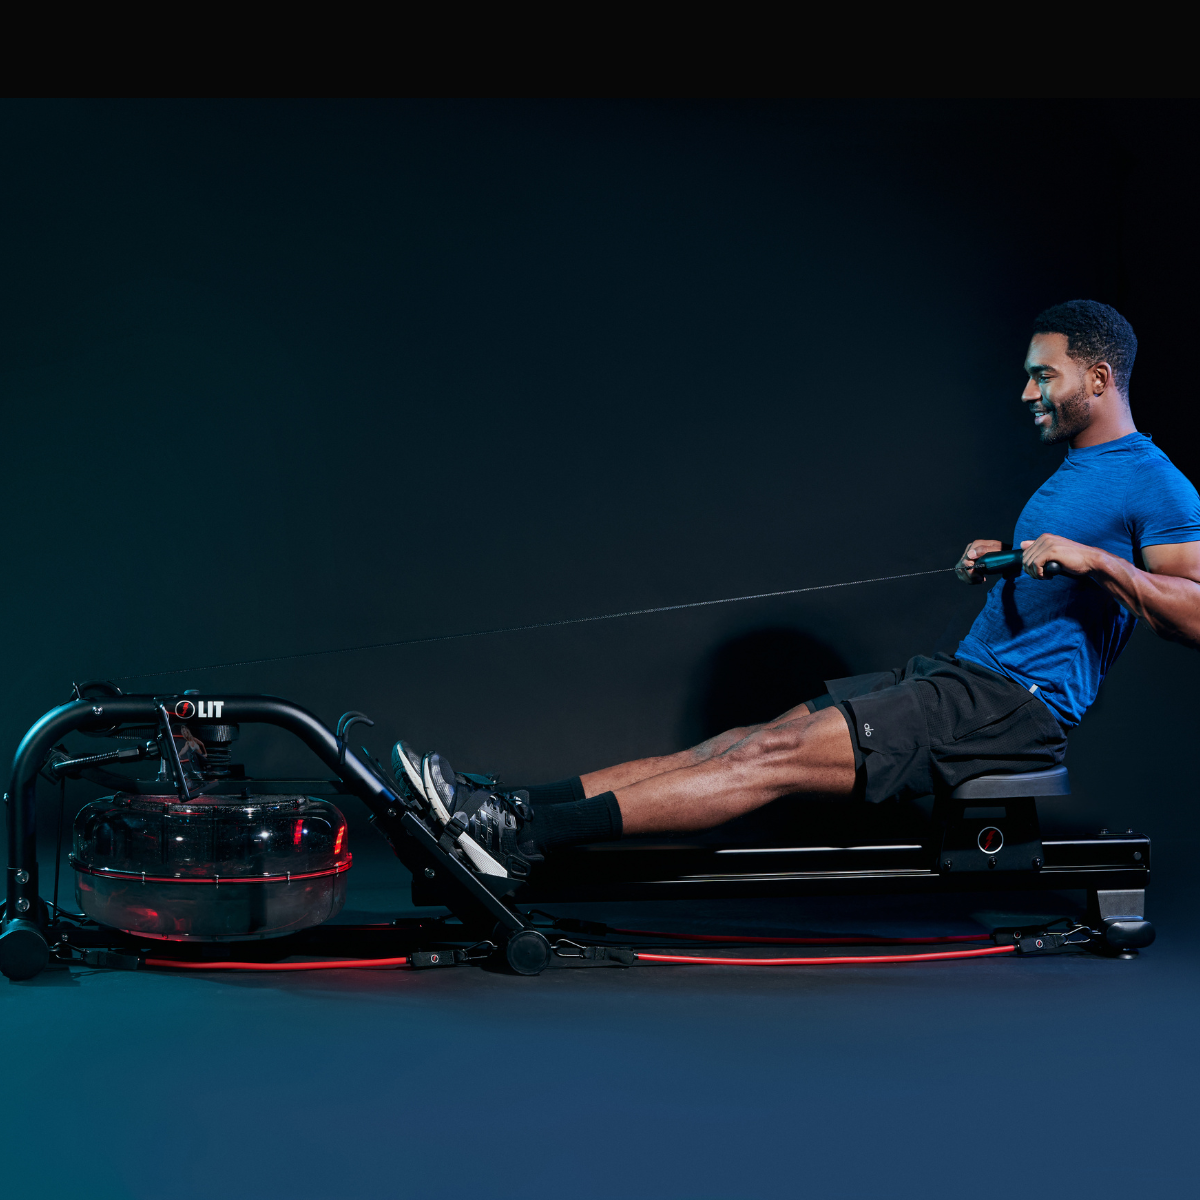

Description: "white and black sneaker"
460 789 542 879
391 740 455 826
392 740 501 820
423 751 542 879
420 751 458 826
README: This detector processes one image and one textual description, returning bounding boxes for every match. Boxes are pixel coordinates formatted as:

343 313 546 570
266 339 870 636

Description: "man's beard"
1037 383 1092 445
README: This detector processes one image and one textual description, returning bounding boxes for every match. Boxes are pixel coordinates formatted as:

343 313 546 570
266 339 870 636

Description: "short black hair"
1032 300 1138 396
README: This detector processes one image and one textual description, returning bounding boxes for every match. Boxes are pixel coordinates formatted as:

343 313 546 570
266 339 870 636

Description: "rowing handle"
972 550 1065 578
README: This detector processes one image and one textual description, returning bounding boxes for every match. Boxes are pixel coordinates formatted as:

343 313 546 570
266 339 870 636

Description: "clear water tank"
71 792 351 941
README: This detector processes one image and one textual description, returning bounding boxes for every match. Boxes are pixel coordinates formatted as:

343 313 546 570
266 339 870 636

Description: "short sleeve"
1127 458 1200 548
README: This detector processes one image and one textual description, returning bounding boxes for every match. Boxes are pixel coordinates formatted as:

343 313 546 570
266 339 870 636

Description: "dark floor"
5 846 1197 1200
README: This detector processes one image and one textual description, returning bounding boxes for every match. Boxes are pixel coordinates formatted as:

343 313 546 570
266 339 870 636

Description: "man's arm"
1020 534 1200 647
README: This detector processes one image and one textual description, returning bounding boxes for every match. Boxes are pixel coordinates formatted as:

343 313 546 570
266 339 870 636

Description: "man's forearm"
1087 550 1200 646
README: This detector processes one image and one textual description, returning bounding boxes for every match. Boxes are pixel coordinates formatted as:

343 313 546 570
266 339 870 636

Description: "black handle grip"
972 550 1064 578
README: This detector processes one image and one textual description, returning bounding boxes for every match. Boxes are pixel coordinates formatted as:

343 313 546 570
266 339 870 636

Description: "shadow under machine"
0 681 1155 981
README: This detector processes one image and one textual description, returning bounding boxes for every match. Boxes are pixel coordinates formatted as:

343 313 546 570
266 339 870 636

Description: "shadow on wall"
683 627 851 746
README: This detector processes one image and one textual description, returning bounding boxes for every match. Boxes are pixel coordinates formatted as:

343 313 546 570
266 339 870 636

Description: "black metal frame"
514 831 1150 904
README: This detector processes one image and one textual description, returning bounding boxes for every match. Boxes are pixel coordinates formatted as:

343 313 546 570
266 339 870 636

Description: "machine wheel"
503 929 552 976
0 921 50 981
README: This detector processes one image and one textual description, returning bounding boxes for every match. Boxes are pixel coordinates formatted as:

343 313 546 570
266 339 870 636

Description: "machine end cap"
1101 918 1156 952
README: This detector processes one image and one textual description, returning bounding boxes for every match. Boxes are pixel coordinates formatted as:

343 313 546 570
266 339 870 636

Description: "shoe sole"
421 753 453 826
394 742 430 799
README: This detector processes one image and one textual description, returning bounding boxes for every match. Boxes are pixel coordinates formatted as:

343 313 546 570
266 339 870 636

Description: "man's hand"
1019 534 1098 579
956 539 1005 583
1018 536 1200 648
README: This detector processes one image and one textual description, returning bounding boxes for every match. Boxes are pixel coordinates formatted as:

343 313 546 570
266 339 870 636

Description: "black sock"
532 791 622 854
520 777 585 806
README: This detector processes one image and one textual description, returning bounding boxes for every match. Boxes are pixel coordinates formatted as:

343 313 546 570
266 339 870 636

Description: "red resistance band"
144 957 409 972
636 946 1014 966
144 945 1014 971
610 927 990 946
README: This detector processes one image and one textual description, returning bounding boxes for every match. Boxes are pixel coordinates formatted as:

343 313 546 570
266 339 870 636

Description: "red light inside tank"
333 826 345 854
293 819 304 846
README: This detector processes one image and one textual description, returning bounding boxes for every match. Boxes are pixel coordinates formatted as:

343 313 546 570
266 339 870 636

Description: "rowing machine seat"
949 765 1070 800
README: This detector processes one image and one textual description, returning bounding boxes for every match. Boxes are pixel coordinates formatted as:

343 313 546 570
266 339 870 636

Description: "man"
393 301 1200 879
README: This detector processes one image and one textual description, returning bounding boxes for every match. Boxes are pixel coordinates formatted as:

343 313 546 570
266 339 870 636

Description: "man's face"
1022 333 1094 445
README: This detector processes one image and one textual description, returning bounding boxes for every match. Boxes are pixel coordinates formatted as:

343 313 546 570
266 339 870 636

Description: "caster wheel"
504 929 552 976
0 921 50 981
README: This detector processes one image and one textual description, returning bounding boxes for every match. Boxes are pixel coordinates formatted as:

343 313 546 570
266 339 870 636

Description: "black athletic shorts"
806 652 1068 805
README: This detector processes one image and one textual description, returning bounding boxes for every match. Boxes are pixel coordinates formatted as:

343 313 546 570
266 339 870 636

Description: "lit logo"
174 699 225 719
977 826 1004 854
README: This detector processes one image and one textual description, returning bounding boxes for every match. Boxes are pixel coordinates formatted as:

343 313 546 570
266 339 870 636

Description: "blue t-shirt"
956 432 1200 728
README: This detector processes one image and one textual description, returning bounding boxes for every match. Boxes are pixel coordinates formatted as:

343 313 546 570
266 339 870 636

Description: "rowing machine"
1 686 1154 981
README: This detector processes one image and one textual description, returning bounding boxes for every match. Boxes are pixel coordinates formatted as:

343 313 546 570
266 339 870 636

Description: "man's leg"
400 701 853 866
610 706 854 835
579 701 816 797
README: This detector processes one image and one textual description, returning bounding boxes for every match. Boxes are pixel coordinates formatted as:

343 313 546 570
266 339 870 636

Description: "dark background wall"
2 100 1197 908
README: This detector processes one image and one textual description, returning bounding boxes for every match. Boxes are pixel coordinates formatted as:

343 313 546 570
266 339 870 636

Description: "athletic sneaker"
455 788 541 869
388 739 441 825
424 751 541 877
421 751 458 825
392 741 500 813
391 741 458 827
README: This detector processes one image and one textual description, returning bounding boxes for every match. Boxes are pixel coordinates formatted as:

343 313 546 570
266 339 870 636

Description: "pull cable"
115 566 954 682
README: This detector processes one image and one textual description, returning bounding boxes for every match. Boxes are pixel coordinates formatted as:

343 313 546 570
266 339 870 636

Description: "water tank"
72 792 350 941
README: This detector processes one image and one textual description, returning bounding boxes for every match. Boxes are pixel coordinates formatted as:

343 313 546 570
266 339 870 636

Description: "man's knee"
715 708 853 797
723 713 818 765
692 726 754 761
